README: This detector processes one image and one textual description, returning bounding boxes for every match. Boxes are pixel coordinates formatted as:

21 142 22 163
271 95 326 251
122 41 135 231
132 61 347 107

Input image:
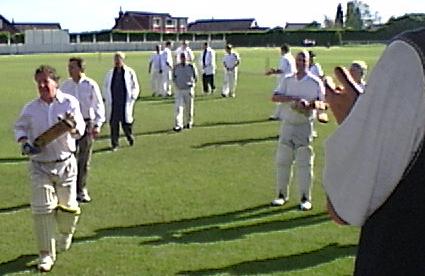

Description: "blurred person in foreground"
324 28 425 274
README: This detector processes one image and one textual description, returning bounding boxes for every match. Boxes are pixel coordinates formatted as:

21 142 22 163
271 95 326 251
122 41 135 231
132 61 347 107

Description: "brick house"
113 9 188 33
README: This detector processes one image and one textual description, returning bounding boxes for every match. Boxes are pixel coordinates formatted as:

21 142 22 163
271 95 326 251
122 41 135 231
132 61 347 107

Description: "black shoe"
128 138 134 146
173 126 182 132
185 123 193 129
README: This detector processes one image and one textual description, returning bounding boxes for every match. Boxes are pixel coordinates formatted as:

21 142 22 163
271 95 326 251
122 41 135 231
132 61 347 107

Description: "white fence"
0 30 226 55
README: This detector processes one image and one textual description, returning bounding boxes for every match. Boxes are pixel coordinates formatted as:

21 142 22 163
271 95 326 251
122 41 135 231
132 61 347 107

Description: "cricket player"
199 41 216 94
222 44 240 98
172 53 198 131
149 44 164 97
266 44 296 120
161 41 174 96
175 40 195 64
14 65 85 272
271 50 325 211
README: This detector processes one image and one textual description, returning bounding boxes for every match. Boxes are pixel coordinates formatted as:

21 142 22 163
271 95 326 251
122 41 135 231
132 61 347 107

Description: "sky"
1 0 423 32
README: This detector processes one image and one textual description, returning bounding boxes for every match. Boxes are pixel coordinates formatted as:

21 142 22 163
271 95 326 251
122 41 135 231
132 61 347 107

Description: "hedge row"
2 14 423 46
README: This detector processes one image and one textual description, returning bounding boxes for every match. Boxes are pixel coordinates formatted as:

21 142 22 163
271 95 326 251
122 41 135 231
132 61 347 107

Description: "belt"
32 154 73 164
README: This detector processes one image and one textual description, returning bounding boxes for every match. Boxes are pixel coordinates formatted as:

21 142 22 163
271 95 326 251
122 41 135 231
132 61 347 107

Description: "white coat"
103 65 140 124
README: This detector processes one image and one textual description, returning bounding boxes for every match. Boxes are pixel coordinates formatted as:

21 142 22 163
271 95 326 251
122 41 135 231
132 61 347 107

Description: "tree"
335 3 344 28
323 15 334 29
345 0 381 29
345 1 363 29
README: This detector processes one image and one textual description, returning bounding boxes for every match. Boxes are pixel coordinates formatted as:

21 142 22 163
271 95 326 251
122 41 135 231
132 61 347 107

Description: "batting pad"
296 146 314 200
276 143 294 197
33 213 56 260
56 209 79 236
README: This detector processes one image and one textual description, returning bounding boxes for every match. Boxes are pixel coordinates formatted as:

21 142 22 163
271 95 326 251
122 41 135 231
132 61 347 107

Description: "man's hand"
324 67 361 124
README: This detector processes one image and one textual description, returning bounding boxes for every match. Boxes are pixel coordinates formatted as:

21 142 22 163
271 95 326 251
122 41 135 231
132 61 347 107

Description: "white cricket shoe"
300 200 313 211
57 233 73 252
38 255 54 272
271 198 286 206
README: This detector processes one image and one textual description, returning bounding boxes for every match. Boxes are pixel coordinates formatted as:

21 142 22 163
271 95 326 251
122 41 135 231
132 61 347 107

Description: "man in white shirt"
60 57 105 203
270 50 325 211
103 52 140 151
14 65 85 272
308 51 324 79
266 44 296 120
148 44 164 97
161 41 174 96
222 44 240 98
175 40 195 64
199 41 216 94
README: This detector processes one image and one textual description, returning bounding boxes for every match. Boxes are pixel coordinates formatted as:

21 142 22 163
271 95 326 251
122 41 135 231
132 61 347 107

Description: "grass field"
0 44 384 275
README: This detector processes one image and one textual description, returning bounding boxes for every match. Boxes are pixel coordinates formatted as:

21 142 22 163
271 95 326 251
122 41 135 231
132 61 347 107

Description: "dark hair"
35 65 60 82
281 43 290 53
69 57 86 72
165 40 172 47
226 44 232 50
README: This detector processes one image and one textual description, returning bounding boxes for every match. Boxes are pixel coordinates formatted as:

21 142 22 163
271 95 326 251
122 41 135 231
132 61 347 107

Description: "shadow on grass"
0 203 30 214
0 119 274 163
178 243 357 275
95 118 273 143
77 204 329 248
0 254 38 274
193 135 278 149
0 204 332 274
138 94 228 105
0 156 28 165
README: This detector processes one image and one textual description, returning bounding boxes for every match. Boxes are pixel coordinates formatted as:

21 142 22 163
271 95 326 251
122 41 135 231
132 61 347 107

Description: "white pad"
33 213 56 260
56 209 79 236
296 146 314 200
275 143 295 197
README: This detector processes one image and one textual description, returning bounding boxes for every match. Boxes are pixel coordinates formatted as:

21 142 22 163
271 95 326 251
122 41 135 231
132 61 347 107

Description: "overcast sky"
1 0 423 32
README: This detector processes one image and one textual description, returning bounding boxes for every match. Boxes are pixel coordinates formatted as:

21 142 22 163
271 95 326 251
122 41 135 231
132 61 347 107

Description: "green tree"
345 1 363 29
335 3 344 28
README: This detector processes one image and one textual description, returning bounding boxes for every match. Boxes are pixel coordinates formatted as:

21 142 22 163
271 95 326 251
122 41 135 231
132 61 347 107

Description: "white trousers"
29 155 80 258
162 67 173 96
222 69 238 96
150 71 163 96
275 122 314 201
174 87 194 128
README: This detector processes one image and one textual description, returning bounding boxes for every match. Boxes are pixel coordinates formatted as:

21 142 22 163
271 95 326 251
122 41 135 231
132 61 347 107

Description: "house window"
166 19 176 27
152 17 162 28
179 19 187 28
0 20 3 29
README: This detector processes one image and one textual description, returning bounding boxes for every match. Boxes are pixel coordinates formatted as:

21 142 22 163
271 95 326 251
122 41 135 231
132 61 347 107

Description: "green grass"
0 44 384 275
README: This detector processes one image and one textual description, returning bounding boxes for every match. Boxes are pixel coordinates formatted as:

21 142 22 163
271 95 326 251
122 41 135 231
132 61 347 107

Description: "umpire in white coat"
103 52 140 151
199 41 216 94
